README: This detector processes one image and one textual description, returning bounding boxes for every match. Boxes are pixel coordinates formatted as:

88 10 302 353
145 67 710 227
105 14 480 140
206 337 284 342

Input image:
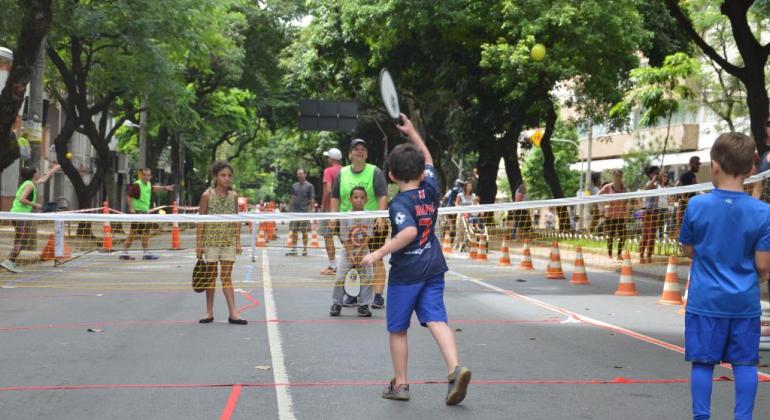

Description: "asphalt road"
0 234 768 419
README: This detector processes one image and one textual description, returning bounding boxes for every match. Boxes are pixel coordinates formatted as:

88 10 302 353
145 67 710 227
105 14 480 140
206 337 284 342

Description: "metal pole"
139 99 147 169
585 119 593 194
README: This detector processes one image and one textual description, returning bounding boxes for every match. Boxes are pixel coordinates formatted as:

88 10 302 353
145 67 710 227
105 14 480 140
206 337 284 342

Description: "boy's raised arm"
396 113 432 166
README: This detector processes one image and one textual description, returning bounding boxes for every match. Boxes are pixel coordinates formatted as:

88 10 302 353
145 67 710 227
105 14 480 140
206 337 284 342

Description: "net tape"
2 170 768 224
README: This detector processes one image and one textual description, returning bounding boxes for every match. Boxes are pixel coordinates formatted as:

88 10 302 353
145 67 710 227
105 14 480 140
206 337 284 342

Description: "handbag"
192 258 214 293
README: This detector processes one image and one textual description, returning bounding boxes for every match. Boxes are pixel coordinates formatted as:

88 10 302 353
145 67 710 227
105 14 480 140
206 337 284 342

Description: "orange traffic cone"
171 201 181 250
477 234 488 261
570 245 590 285
659 256 683 305
102 201 112 252
442 230 453 254
546 241 565 279
310 224 320 248
519 239 534 270
498 239 512 266
468 234 478 259
256 228 267 248
40 233 72 262
286 231 295 249
614 251 639 296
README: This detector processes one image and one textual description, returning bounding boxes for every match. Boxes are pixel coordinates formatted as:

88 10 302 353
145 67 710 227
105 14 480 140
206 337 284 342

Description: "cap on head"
323 148 342 161
350 138 367 150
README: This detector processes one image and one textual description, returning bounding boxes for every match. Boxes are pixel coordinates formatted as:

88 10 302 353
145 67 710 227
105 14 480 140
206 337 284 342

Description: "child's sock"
691 362 714 420
733 364 758 420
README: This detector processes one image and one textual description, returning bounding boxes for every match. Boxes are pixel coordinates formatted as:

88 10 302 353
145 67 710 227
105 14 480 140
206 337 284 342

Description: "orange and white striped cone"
570 245 590 285
498 239 512 266
679 267 691 314
256 228 267 248
442 230 453 254
658 256 683 305
102 201 112 252
614 250 639 296
546 241 565 279
310 223 320 248
477 234 488 261
171 201 181 250
286 230 295 249
519 239 534 270
468 234 478 260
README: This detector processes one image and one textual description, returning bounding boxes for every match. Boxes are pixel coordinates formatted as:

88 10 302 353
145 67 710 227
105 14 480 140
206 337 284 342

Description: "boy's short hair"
386 143 425 182
349 185 367 197
710 132 755 176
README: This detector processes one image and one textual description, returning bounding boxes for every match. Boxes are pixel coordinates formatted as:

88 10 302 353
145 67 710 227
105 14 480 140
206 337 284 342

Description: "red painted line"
0 318 560 332
238 290 260 306
236 290 261 314
1 376 766 392
267 318 562 325
220 384 242 420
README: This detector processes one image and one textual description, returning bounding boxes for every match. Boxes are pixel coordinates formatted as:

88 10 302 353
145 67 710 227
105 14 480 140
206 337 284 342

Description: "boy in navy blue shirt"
679 132 770 420
362 113 470 405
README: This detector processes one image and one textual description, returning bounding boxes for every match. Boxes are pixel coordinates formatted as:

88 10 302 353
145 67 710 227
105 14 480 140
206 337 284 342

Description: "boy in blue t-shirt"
679 132 770 420
362 113 470 405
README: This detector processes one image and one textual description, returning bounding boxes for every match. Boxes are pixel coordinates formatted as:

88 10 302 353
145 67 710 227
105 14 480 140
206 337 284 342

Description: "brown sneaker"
382 378 410 401
445 366 471 406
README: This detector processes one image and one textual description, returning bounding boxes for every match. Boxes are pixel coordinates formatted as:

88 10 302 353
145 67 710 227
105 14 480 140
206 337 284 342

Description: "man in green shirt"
1 163 60 273
330 138 389 308
120 168 174 261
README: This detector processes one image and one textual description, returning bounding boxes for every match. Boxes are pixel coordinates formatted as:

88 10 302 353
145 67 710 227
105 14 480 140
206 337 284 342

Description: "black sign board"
299 100 358 132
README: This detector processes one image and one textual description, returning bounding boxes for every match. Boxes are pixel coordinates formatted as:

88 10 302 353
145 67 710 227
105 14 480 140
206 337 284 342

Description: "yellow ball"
531 43 546 61
158 209 166 215
65 152 73 160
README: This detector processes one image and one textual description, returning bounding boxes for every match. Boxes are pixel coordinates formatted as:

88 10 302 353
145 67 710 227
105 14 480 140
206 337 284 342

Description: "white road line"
262 250 297 420
449 270 770 380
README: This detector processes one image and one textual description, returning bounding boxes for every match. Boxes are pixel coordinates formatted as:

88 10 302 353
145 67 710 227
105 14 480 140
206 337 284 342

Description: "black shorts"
289 220 310 233
13 220 36 251
130 222 153 234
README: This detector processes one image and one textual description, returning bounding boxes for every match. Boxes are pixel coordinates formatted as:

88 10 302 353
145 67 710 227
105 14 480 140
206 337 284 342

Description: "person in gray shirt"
330 138 389 309
330 186 374 317
287 169 315 256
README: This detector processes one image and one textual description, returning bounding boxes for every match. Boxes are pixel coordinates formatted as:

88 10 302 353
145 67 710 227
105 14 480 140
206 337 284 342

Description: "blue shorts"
386 274 448 333
684 313 760 366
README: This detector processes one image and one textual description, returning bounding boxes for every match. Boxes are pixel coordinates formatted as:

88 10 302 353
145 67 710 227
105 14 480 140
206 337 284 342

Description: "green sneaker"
382 378 410 401
0 260 21 273
445 366 471 406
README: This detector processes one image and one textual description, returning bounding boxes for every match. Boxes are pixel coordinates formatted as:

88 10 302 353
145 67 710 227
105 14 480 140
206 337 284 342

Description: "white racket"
343 267 361 297
378 68 401 122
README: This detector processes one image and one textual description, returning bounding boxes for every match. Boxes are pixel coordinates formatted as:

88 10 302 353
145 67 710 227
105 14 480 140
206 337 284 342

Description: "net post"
250 216 257 263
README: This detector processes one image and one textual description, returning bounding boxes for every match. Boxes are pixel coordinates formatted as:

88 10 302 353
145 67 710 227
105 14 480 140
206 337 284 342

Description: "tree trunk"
664 0 769 152
475 135 502 204
0 0 53 172
540 101 564 199
539 100 570 231
745 73 770 154
501 125 523 197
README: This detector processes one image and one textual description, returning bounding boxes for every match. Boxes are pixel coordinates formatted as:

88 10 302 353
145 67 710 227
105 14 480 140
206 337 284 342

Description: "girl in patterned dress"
196 161 245 325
